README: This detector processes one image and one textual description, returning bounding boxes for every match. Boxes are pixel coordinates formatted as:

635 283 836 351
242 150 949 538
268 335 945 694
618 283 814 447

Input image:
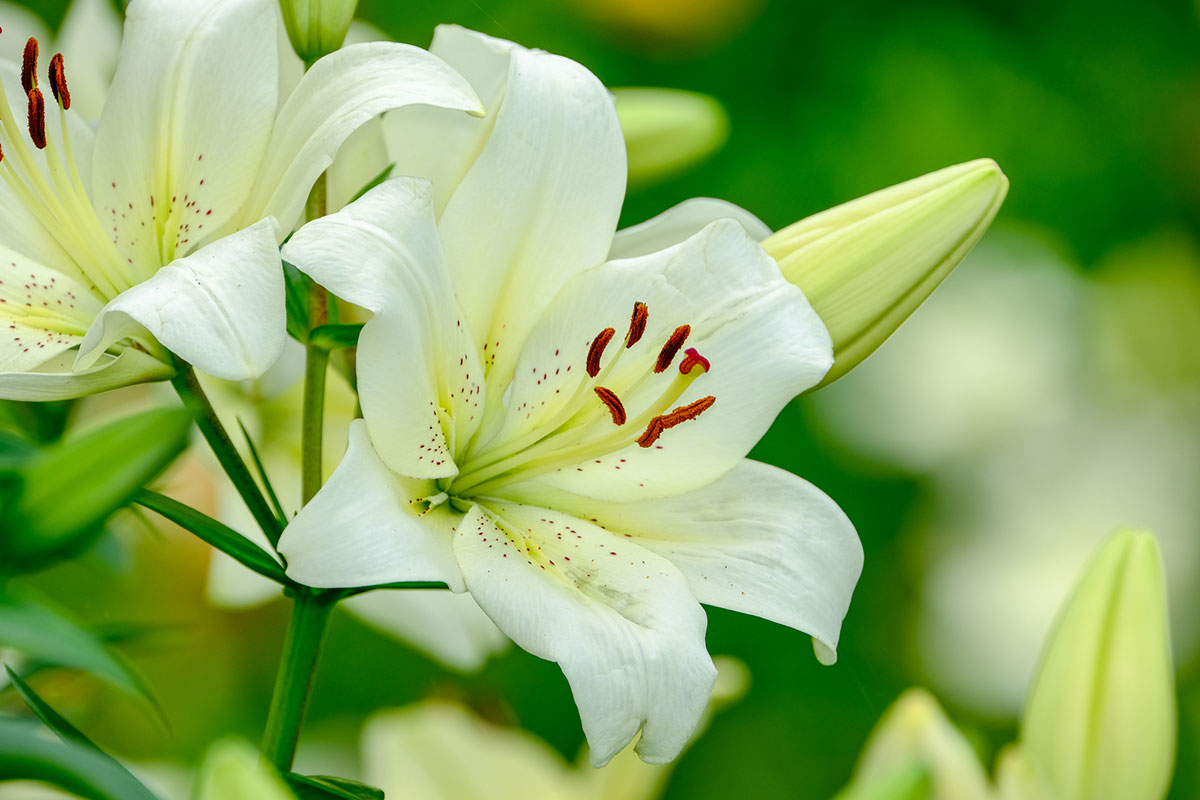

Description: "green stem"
300 171 330 505
259 589 337 772
170 364 282 546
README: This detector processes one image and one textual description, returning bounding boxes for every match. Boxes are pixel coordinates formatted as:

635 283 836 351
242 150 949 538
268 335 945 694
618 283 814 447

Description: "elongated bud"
1019 531 1175 800
763 159 1008 389
613 87 729 188
195 740 295 800
838 688 991 800
279 0 358 65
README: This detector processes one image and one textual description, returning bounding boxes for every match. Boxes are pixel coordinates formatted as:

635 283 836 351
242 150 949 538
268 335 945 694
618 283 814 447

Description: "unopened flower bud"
763 159 1007 388
1020 530 1175 800
613 87 729 188
279 0 358 65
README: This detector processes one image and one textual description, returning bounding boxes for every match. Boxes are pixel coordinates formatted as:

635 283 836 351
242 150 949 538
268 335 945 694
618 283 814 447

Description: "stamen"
586 327 615 378
26 89 45 150
48 54 70 110
625 301 648 347
679 347 710 375
636 395 717 447
654 325 690 373
20 38 37 94
593 386 627 425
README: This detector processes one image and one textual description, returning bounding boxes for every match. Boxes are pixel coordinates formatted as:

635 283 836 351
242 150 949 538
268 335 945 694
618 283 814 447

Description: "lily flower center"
446 300 716 501
0 36 138 304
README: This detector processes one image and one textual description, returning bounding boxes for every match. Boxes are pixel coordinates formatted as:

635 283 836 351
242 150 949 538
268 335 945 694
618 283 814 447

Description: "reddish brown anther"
586 327 615 378
593 386 627 425
48 54 70 110
625 301 648 348
26 89 45 150
636 417 665 448
679 347 710 376
654 325 691 373
20 37 37 95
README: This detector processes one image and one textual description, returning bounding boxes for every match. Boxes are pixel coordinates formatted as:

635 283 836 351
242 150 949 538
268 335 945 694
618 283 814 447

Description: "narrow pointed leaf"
351 163 395 203
0 717 159 800
284 260 313 343
0 590 150 700
236 418 289 527
135 489 291 585
5 665 100 751
283 773 385 800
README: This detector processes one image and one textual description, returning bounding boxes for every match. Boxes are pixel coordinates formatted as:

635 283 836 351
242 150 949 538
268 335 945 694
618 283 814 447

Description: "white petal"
56 0 124 122
493 219 831 501
610 198 771 260
0 249 101 372
433 32 627 379
0 348 172 401
279 420 465 590
343 589 509 672
92 0 279 268
284 179 486 479
519 460 863 664
382 25 514 216
235 41 483 234
77 219 285 380
454 502 716 765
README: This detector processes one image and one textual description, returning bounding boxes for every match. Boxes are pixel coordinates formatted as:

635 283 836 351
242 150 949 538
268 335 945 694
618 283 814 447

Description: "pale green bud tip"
1020 530 1175 800
279 0 358 64
613 87 729 188
764 158 1008 388
194 740 295 800
846 689 991 800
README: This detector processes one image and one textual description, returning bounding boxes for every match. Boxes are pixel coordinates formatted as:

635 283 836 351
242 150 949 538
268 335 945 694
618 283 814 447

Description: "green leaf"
0 590 151 700
0 399 74 444
236 418 289 527
336 581 448 599
350 163 395 203
3 407 191 573
5 665 101 751
284 260 313 343
0 717 159 800
135 489 292 586
283 773 385 800
309 324 363 352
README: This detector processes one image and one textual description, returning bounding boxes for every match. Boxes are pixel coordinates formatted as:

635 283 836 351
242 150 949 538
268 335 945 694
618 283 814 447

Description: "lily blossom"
0 0 480 401
279 27 862 765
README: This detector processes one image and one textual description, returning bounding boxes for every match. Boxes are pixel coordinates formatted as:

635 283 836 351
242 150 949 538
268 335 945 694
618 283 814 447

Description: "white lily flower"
0 0 481 401
279 26 863 766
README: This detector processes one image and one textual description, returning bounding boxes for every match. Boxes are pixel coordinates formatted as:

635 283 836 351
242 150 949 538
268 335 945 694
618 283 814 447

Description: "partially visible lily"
280 26 862 765
1019 530 1175 800
762 159 1008 387
612 87 729 189
0 0 480 401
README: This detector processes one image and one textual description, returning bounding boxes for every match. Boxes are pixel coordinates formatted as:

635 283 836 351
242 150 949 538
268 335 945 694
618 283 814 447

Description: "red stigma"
48 54 70 110
26 89 45 149
593 386 627 425
625 301 648 348
586 327 615 378
654 325 690 373
20 37 37 95
679 347 710 376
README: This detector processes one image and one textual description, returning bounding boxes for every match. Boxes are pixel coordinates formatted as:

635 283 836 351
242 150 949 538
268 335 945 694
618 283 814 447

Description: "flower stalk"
258 588 338 772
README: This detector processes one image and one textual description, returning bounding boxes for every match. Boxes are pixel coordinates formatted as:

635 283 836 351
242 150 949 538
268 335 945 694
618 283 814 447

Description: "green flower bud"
1020 531 1175 800
279 0 358 65
841 688 990 800
613 87 729 189
763 159 1008 388
194 740 295 800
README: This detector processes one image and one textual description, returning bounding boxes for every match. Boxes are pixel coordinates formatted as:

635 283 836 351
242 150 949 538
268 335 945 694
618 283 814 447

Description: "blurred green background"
6 0 1200 797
